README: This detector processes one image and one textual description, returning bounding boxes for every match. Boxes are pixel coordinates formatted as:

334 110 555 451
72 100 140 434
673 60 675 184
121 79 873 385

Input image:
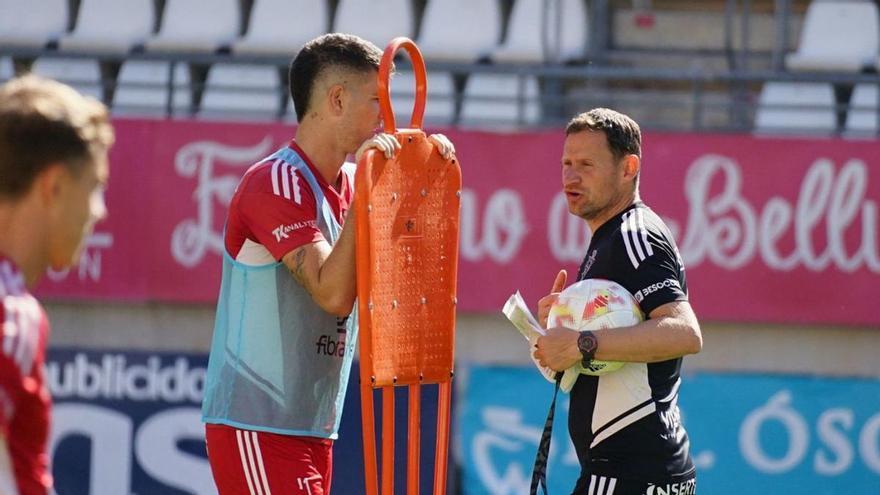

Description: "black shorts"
572 473 697 495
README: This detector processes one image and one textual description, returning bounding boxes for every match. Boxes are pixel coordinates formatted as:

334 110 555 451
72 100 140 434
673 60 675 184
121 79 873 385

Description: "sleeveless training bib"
202 146 358 439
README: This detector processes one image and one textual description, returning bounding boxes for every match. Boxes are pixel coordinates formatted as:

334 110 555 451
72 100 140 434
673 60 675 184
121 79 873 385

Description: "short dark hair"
565 108 641 160
0 75 114 200
288 33 383 122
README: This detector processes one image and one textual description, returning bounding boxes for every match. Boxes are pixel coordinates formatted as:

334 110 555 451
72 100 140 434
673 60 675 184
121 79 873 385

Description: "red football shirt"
0 257 52 495
225 140 353 262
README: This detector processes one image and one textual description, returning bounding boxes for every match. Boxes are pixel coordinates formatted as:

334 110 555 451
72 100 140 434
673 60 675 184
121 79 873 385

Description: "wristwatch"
577 331 598 368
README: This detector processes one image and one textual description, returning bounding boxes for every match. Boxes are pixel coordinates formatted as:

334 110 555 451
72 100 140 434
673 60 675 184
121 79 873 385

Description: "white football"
547 278 644 377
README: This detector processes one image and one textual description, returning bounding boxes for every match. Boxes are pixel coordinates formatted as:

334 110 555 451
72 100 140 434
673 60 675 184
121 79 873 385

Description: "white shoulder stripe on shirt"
0 261 25 297
289 166 302 204
269 159 303 205
2 302 16 358
270 159 282 197
621 209 653 269
280 162 292 200
0 265 7 298
628 212 647 260
2 295 40 376
637 208 654 257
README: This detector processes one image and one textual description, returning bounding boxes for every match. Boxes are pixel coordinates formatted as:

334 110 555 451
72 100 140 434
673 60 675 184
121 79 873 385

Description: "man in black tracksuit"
535 108 702 495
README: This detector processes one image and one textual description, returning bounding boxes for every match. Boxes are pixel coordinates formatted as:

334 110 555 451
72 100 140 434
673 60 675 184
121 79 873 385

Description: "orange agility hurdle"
355 37 462 495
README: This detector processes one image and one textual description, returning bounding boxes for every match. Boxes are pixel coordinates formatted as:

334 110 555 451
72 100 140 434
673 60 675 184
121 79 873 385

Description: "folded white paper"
502 292 557 385
502 291 544 340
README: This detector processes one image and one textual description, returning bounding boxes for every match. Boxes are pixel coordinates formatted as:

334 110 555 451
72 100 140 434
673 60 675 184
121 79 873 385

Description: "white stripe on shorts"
606 477 618 495
251 431 272 495
236 429 258 495
588 475 619 495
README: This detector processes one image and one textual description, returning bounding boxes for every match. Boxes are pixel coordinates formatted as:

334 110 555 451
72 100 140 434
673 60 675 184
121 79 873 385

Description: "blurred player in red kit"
0 75 114 495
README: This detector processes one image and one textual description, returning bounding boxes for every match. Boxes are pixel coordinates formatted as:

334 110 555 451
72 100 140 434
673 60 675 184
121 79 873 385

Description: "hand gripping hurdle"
355 37 462 495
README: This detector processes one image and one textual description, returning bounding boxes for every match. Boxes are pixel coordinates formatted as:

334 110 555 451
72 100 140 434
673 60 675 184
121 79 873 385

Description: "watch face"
578 332 597 355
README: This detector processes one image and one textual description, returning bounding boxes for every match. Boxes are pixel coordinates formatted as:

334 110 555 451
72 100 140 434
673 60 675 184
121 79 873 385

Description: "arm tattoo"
290 248 307 285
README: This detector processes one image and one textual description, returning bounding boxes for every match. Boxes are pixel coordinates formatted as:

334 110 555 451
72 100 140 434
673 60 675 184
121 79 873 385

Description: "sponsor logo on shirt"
634 278 680 302
644 478 696 495
578 249 598 279
315 317 350 358
272 220 317 242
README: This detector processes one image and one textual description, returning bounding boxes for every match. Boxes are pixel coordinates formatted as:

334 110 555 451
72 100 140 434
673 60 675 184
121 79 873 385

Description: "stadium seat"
0 0 68 48
113 60 192 116
417 0 502 62
785 0 879 72
491 0 588 63
0 56 14 82
754 82 836 134
30 57 104 101
198 63 282 120
459 73 540 127
145 0 240 52
333 0 414 47
58 0 154 53
844 83 879 135
389 70 456 126
232 0 329 55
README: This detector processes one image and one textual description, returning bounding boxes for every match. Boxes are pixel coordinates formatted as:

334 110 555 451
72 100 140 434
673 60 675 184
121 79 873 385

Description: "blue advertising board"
46 350 880 494
48 349 212 495
458 366 880 495
47 349 445 494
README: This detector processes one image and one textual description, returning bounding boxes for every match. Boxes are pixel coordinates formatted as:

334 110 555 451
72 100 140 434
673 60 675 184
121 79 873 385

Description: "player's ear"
36 162 67 206
327 83 346 116
622 154 640 183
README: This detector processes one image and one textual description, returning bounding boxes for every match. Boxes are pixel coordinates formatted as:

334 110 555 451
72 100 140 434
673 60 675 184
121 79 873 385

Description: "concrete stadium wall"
45 302 880 378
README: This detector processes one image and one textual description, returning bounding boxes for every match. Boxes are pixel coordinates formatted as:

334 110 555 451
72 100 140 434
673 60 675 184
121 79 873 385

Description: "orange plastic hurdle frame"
355 37 462 495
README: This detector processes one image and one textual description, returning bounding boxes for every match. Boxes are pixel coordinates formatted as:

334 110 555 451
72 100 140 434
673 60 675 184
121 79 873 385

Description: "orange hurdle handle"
378 36 427 133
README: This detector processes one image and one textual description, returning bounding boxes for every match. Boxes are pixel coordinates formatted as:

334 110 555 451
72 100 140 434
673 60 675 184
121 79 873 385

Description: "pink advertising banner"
36 119 880 326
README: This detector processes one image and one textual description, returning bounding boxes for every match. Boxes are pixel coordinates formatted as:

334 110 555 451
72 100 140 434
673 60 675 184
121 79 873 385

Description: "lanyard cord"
531 373 562 495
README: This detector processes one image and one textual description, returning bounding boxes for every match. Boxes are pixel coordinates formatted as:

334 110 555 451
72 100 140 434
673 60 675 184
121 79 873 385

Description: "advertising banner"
48 348 442 495
458 366 880 495
48 348 213 494
44 352 880 493
36 119 880 326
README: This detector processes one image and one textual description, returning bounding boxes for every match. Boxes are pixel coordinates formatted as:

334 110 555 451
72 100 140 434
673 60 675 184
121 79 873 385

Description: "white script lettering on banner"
460 188 529 263
46 232 113 282
171 137 275 267
472 406 546 494
739 390 880 475
471 404 580 494
671 155 879 273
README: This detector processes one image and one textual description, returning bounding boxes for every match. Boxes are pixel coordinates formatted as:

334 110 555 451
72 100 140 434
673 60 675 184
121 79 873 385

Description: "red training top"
224 140 352 263
0 256 52 495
